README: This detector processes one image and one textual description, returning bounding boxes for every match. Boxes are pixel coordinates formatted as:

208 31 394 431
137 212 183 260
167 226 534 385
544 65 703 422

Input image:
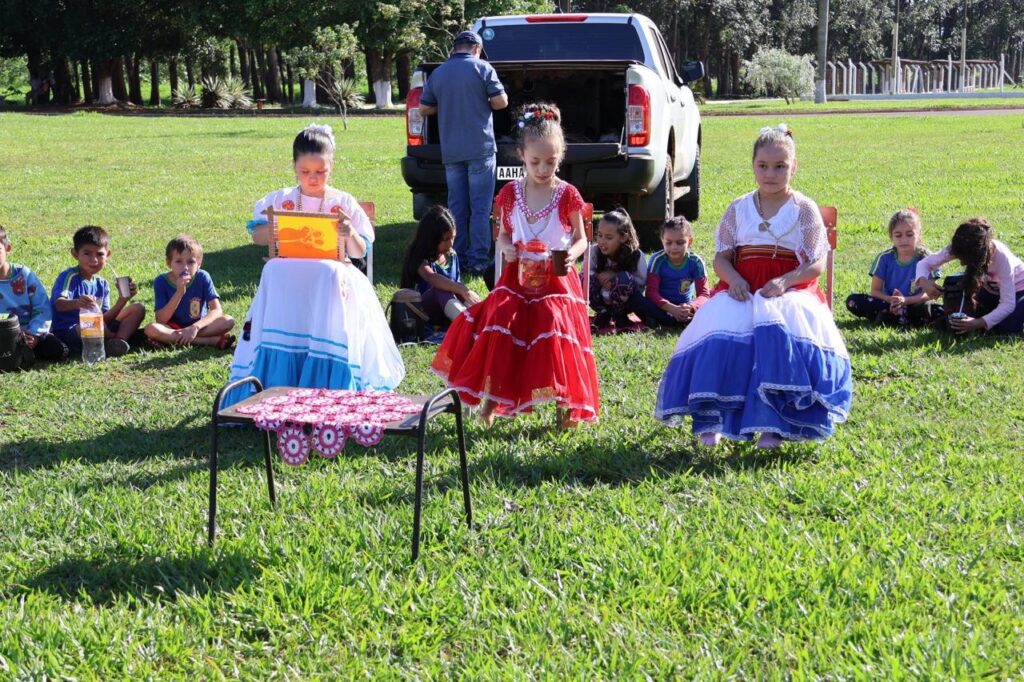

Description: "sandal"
216 334 236 351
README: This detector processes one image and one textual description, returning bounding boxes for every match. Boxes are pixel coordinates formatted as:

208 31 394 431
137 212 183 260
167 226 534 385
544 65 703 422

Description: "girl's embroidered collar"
513 179 566 224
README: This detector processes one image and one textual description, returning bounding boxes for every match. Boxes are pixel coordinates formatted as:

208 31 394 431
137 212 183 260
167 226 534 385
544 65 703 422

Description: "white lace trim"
471 325 594 355
490 286 588 308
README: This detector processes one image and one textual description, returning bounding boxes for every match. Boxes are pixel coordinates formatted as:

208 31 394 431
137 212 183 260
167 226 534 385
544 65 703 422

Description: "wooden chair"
359 201 377 282
492 201 595 301
820 206 838 311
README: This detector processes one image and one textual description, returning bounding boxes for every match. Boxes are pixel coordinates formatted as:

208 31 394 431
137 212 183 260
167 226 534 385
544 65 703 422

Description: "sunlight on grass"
1 111 1023 677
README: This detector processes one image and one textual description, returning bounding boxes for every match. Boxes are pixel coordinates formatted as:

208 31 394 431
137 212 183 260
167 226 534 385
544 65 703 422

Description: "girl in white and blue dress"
227 124 404 405
655 124 852 448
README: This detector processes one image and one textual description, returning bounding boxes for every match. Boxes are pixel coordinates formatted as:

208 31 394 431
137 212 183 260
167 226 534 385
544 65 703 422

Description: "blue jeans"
445 155 496 271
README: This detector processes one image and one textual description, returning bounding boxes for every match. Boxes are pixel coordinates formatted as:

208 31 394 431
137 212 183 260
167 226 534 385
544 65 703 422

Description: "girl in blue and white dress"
226 124 404 406
655 124 852 448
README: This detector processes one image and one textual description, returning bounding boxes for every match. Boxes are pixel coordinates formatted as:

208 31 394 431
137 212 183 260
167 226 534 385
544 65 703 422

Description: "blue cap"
453 31 482 47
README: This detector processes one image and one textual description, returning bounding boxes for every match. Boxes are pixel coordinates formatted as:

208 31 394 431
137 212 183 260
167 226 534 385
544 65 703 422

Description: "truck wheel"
677 145 700 221
635 161 674 251
413 192 440 220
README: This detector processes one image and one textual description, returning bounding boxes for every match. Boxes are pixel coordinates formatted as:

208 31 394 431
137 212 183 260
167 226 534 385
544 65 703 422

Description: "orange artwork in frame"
265 207 351 261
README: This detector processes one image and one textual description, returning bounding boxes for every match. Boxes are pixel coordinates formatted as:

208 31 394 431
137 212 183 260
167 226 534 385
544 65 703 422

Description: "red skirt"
711 247 826 304
431 265 600 423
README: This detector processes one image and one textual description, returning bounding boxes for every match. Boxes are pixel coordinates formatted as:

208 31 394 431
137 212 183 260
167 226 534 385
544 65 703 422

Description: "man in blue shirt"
419 30 509 275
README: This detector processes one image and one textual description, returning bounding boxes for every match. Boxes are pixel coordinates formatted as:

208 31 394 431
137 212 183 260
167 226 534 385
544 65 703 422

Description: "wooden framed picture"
265 207 350 261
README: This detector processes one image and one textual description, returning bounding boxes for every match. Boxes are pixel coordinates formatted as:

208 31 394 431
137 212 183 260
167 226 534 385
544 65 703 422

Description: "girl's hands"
463 289 482 306
500 241 518 263
949 315 986 334
888 289 906 313
727 277 752 301
758 276 788 298
917 278 942 300
22 332 38 349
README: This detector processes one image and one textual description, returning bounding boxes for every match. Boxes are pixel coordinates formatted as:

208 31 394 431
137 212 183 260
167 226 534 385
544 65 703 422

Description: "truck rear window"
479 23 644 62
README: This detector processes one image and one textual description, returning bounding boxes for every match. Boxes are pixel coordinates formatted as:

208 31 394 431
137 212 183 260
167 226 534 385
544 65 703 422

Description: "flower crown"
516 107 558 129
759 122 793 138
303 123 336 147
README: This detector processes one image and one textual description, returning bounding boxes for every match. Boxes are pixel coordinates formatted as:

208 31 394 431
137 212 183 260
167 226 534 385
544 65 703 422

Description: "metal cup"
551 249 569 277
116 276 132 298
949 311 968 321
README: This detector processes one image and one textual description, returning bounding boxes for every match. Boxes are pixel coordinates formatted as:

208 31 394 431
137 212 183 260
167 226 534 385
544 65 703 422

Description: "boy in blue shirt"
51 225 146 358
0 225 68 364
644 217 711 327
144 235 236 349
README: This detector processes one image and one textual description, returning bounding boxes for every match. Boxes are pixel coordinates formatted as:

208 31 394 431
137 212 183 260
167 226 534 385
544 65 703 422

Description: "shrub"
743 48 814 104
172 85 200 109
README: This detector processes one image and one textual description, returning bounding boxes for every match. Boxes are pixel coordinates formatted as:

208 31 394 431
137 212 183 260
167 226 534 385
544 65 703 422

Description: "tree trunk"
396 52 411 100
302 79 317 107
94 59 116 105
731 50 741 96
229 43 238 78
149 58 160 105
343 58 355 80
90 59 101 101
81 61 93 103
53 56 75 105
286 63 295 103
237 41 250 89
277 48 288 102
265 45 283 102
368 49 393 109
364 48 377 104
168 57 179 95
249 49 264 99
699 23 712 98
127 52 143 105
254 46 270 100
111 55 128 101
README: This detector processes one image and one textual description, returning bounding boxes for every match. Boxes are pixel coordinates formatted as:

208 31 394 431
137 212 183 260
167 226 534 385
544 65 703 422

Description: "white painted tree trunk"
96 75 115 104
302 79 318 108
373 79 392 109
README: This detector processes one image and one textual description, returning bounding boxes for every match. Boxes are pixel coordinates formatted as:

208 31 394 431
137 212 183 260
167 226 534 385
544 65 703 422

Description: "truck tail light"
407 87 424 146
627 84 650 147
525 14 588 22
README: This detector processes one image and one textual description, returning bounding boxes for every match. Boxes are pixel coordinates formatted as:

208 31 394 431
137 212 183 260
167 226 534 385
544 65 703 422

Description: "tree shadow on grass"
355 415 818 509
2 413 275 478
8 547 261 606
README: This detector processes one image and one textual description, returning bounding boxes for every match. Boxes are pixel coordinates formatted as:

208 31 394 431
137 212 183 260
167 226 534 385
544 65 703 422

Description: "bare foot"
557 408 578 431
699 432 722 447
479 400 496 427
756 432 783 449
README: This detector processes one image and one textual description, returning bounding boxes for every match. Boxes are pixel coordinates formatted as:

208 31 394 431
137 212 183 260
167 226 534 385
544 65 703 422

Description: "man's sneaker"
104 338 130 357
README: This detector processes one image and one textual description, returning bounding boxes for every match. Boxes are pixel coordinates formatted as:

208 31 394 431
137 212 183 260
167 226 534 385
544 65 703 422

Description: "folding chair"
820 206 838 311
492 201 595 301
359 201 376 282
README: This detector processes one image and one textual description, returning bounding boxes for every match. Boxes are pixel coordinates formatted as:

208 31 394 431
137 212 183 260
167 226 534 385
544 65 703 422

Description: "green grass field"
1 111 1023 678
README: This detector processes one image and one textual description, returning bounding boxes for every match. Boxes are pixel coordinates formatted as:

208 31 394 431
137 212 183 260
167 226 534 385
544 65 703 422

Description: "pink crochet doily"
236 389 421 465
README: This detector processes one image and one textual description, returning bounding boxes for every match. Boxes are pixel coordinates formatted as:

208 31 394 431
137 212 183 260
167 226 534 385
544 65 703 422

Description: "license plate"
497 166 525 181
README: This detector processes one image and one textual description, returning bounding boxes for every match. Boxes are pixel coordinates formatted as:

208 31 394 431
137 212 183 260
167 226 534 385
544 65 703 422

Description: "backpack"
387 289 430 344
0 314 32 372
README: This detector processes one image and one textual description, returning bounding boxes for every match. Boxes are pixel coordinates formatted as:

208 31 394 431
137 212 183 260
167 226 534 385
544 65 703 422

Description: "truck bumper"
402 147 657 197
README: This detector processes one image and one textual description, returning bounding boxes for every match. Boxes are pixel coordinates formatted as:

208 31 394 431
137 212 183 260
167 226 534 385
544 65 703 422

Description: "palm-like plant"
171 85 201 109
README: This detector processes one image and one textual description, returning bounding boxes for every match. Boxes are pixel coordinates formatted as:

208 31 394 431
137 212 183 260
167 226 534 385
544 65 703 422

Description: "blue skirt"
655 290 852 441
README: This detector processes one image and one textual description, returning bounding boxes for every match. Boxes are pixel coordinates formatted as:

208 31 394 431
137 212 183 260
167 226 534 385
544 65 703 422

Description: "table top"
218 387 457 433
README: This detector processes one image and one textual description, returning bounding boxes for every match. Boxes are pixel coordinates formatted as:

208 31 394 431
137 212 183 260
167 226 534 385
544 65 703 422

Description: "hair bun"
303 123 335 147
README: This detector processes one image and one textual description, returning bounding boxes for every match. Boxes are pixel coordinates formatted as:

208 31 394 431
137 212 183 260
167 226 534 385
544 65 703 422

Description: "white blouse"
715 190 828 264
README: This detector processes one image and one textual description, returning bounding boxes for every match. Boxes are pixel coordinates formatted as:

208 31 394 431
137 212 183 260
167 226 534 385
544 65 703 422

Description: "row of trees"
1 0 1022 107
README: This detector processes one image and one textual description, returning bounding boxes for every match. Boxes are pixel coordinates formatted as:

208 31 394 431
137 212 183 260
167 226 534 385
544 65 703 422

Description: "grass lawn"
703 94 1024 115
1 111 1024 677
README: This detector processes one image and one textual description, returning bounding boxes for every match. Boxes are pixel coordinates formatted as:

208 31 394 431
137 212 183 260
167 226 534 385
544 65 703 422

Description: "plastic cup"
551 249 569 276
116 276 132 298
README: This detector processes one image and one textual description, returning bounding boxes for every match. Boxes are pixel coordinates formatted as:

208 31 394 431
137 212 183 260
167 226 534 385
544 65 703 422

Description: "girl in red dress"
431 103 599 428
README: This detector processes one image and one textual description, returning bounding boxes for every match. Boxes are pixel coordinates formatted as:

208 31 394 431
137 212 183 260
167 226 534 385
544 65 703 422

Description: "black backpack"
0 315 32 372
387 289 430 344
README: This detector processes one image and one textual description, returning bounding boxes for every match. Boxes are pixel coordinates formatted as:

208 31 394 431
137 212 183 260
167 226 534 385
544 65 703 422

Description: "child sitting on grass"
588 208 650 334
0 224 68 363
144 235 236 349
50 225 145 358
644 216 710 328
399 205 482 327
845 208 943 326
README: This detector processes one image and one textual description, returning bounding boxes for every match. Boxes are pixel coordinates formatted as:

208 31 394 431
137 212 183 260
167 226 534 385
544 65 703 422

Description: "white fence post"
828 61 836 96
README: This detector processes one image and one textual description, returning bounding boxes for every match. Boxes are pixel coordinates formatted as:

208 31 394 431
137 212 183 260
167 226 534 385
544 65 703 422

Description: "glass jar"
518 240 551 294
